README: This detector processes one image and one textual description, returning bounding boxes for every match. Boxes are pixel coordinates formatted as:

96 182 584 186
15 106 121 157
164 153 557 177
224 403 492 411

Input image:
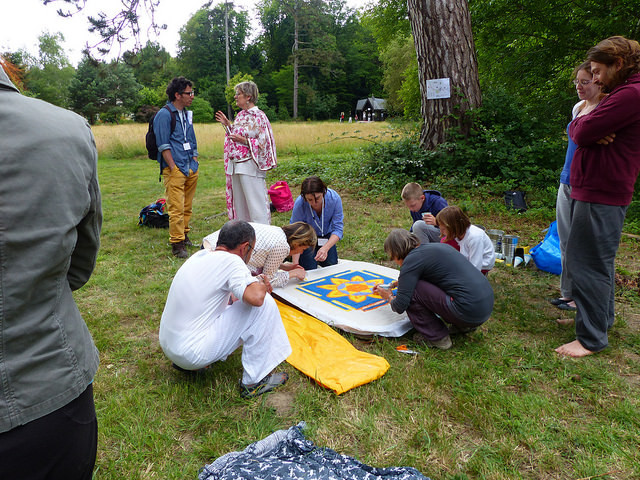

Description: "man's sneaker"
448 323 478 335
413 332 452 350
172 241 189 258
239 371 289 398
184 234 194 247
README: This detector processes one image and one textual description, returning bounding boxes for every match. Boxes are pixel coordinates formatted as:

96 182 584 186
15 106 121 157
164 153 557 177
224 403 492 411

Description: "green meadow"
82 121 640 479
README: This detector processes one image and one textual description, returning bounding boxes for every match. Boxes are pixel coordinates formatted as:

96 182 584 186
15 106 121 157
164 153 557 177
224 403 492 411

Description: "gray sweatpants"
411 220 441 244
555 183 572 298
565 200 627 352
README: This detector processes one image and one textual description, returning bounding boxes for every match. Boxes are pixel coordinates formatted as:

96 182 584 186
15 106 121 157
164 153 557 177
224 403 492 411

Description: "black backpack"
138 198 169 228
145 105 177 160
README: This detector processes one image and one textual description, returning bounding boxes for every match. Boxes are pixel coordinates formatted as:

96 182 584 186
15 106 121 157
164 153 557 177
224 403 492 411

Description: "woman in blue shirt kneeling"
290 176 344 270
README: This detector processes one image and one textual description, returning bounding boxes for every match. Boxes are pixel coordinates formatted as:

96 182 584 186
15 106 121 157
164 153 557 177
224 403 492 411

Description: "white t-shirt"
159 249 257 362
456 225 496 271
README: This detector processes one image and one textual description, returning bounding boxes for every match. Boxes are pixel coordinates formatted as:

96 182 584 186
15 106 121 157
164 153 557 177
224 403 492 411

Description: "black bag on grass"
139 198 169 228
504 191 527 212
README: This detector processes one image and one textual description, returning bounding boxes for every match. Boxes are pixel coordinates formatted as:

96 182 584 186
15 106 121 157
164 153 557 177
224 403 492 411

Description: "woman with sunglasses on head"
215 81 277 225
551 61 604 314
202 221 317 287
290 176 344 270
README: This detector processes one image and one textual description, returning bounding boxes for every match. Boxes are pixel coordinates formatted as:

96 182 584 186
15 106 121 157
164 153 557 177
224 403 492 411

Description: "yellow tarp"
277 300 390 395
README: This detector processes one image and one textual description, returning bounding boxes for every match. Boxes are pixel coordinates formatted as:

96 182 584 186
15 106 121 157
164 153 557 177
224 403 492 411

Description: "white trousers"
232 173 271 225
170 295 291 384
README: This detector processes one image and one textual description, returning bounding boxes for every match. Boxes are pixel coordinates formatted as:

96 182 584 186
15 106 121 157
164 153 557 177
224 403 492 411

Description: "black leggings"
0 384 97 480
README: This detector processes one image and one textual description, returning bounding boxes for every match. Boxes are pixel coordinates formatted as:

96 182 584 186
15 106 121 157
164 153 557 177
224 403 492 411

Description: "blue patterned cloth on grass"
198 422 430 480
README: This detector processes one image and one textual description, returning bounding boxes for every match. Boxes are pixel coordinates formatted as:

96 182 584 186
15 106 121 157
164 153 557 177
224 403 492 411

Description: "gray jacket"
0 68 102 432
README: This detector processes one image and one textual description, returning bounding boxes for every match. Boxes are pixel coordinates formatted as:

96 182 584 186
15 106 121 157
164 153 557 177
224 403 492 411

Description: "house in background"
355 97 387 121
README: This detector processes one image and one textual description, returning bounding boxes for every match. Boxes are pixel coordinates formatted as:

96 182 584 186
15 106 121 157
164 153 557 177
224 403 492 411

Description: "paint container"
502 235 519 266
487 229 504 254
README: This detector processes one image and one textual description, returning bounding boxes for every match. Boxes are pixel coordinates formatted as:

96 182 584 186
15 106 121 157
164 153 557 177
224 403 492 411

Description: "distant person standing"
154 76 199 258
216 81 277 225
556 36 640 358
0 65 102 479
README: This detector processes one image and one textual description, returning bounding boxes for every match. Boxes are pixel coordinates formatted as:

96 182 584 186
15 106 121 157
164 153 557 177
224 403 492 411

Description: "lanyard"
310 197 325 236
178 110 188 142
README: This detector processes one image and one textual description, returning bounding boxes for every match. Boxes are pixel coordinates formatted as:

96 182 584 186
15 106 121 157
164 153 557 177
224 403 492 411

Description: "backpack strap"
158 105 179 181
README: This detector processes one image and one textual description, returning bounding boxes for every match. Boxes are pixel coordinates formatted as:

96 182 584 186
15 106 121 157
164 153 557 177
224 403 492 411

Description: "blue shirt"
290 188 344 239
409 190 448 223
153 102 199 176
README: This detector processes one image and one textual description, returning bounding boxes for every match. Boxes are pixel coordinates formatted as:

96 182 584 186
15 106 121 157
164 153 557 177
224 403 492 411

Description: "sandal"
239 371 289 398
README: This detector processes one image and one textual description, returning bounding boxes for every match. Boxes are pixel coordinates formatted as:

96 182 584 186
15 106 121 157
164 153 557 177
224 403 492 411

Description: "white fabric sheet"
273 260 411 337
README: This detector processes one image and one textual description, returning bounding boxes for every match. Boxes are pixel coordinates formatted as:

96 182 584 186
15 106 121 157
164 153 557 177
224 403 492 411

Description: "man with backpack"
154 76 199 258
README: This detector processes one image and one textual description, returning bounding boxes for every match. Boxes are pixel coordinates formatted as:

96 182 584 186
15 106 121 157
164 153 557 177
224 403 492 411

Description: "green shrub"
359 87 565 193
190 97 214 123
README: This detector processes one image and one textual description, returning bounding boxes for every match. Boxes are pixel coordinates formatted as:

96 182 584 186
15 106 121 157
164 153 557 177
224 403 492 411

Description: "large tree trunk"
407 0 482 149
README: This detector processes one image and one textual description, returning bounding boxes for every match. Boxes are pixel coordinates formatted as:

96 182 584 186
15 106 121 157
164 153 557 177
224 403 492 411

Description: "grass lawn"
83 122 640 479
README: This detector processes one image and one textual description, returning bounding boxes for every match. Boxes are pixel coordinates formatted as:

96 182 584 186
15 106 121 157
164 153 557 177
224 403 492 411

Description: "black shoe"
184 234 194 247
171 241 189 258
448 324 478 335
239 372 289 398
549 297 572 306
556 302 577 311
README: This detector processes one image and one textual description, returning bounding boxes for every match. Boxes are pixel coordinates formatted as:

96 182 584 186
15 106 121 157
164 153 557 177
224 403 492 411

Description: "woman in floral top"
215 81 277 224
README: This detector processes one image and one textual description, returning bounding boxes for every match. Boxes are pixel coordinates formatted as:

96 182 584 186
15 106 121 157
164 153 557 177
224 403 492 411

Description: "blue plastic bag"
530 221 562 275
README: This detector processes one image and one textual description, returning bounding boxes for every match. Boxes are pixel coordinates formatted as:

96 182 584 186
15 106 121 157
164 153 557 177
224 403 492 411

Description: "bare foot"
556 318 575 326
555 340 595 358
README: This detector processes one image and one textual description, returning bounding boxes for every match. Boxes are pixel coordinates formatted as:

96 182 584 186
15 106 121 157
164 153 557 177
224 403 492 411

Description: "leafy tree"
68 56 141 123
177 4 250 86
470 0 640 124
378 35 417 117
177 4 250 115
97 60 142 123
122 41 176 88
1 52 28 91
24 33 76 107
68 56 102 124
361 0 411 49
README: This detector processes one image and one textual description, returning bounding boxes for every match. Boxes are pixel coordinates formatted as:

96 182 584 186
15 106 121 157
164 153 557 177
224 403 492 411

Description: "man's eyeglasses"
181 91 195 97
573 79 592 86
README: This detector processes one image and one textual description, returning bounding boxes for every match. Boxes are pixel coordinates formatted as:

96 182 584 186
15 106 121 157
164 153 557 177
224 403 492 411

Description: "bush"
190 97 214 123
359 87 565 193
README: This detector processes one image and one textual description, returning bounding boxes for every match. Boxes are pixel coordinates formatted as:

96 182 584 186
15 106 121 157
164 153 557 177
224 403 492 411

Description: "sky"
1 0 371 66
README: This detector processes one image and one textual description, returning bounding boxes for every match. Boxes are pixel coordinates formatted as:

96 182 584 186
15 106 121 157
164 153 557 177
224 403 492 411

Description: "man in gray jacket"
0 64 102 478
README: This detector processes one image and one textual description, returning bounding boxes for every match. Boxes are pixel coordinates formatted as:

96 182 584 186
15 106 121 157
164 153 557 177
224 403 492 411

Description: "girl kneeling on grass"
436 206 496 275
373 230 494 350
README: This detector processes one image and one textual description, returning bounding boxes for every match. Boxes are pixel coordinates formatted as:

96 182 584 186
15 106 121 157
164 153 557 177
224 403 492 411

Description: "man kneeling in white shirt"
159 220 291 398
